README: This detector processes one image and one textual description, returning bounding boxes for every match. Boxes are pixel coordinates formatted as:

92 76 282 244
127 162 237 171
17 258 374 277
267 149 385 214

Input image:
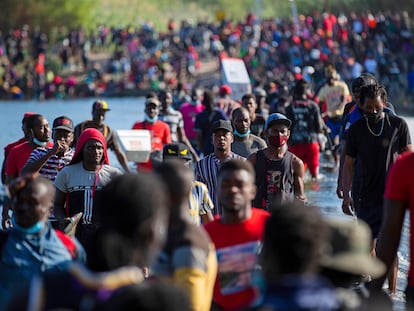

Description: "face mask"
144 114 158 123
11 217 44 235
33 136 48 147
234 129 251 138
268 135 288 148
364 111 382 123
191 99 200 106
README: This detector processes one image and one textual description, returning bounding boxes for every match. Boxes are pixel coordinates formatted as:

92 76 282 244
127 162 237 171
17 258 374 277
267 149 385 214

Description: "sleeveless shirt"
253 149 294 210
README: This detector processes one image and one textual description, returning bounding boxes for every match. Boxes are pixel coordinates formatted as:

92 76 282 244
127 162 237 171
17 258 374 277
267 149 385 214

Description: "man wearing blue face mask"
0 174 85 309
5 114 53 184
3 114 54 229
248 113 307 210
132 96 171 171
342 84 412 295
231 106 267 158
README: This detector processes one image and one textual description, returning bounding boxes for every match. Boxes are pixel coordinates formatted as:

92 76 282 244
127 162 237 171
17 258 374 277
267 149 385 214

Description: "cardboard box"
116 129 151 163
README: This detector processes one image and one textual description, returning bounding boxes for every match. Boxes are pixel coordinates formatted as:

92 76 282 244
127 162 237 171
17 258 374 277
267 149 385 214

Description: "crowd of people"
1 58 414 310
0 10 414 104
1 7 414 311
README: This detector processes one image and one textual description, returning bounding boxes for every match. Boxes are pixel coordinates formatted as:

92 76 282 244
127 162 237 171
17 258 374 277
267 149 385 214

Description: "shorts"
325 118 342 140
289 142 320 176
356 198 383 239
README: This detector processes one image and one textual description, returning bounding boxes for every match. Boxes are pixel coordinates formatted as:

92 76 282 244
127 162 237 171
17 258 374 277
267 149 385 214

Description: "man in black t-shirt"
341 84 411 295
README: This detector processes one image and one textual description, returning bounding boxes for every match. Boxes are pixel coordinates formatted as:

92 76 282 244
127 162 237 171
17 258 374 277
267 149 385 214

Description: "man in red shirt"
5 114 53 183
3 114 53 228
131 97 171 171
372 152 414 306
1 112 35 184
204 159 270 310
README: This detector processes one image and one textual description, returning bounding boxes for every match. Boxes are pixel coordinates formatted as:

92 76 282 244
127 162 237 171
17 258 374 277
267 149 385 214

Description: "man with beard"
5 114 53 184
231 107 267 158
1 112 35 184
248 113 306 210
74 100 130 173
195 120 244 215
204 160 270 310
3 114 53 229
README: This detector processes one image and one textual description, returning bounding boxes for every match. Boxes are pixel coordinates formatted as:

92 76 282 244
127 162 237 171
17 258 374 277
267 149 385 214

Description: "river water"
0 97 412 309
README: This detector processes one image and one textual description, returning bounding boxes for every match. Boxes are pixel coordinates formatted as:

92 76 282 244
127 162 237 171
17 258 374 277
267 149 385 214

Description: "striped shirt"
25 147 74 181
195 152 245 215
189 181 214 225
159 108 184 142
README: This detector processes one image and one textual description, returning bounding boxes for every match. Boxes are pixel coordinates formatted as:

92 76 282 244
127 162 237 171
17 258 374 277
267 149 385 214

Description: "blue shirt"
0 224 85 309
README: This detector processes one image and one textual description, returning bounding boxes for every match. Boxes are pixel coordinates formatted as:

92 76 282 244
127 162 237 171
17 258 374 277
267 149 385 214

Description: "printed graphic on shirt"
265 170 281 210
217 241 263 296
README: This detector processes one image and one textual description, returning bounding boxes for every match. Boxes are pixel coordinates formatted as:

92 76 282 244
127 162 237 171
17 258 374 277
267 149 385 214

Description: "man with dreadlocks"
341 84 411 295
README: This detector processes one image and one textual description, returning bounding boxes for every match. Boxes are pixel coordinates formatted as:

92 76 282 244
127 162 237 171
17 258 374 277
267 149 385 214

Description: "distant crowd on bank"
0 10 414 104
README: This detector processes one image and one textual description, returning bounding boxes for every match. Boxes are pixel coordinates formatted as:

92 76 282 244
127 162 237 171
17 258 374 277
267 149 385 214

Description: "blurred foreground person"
163 142 214 224
204 160 269 310
371 151 414 308
6 173 178 310
0 174 85 309
153 160 217 311
260 202 339 311
321 218 392 311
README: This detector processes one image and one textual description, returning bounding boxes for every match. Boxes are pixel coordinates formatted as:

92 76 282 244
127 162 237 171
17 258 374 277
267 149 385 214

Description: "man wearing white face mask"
132 97 171 172
248 113 307 210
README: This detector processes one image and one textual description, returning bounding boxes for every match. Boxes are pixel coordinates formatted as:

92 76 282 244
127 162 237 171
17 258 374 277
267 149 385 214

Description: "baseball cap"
211 119 233 133
52 116 74 132
320 218 386 278
92 100 110 111
145 97 160 107
264 113 292 130
163 143 192 161
219 84 232 96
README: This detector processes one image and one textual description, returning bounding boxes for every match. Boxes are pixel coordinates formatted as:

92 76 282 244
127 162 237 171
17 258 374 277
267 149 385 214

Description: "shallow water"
0 97 413 310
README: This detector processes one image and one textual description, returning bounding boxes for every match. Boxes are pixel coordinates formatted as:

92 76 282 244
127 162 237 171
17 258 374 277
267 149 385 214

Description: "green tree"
0 0 94 34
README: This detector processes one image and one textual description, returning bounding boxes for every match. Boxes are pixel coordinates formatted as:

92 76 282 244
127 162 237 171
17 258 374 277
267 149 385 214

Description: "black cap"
163 143 192 161
211 120 233 133
52 116 74 132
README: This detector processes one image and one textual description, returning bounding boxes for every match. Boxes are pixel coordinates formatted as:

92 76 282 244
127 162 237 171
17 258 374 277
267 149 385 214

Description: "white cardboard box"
116 129 151 163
